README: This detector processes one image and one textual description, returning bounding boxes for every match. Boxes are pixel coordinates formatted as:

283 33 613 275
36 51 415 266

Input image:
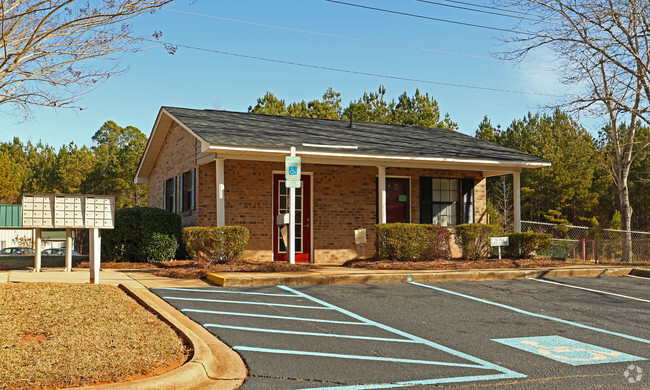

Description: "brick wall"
220 160 487 263
147 123 198 227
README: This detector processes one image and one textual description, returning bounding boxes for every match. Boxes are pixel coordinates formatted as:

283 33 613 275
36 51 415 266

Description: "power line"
324 0 525 34
416 0 560 24
161 8 560 70
143 37 560 98
432 0 563 20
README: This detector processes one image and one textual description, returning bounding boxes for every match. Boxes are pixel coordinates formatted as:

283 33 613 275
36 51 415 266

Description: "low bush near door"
454 223 502 260
376 223 451 261
183 226 250 264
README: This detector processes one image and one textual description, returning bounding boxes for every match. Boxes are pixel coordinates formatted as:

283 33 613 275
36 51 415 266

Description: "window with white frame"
431 178 459 226
179 169 196 212
420 177 474 226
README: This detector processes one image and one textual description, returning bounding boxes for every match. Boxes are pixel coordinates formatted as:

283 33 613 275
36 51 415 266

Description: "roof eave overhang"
134 108 207 184
205 144 551 174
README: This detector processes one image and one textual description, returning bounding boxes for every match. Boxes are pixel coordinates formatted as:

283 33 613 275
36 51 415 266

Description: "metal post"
33 228 42 272
594 229 599 264
289 147 296 264
65 228 72 272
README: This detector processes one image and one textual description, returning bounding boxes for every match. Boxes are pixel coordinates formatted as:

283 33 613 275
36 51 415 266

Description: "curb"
630 268 650 278
73 281 247 389
206 266 637 287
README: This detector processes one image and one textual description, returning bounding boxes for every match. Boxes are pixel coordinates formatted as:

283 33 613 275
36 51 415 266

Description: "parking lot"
153 276 649 389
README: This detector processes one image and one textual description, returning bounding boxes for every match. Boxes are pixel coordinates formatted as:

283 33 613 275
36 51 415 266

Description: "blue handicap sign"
288 166 298 175
492 336 646 366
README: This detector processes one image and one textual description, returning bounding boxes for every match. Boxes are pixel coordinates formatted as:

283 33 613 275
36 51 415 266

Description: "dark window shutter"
420 177 433 224
462 178 475 224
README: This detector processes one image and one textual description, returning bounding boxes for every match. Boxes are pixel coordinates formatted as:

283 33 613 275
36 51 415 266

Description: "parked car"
41 248 82 256
0 247 36 255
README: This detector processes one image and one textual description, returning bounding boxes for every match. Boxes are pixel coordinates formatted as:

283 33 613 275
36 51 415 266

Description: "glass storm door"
273 174 311 262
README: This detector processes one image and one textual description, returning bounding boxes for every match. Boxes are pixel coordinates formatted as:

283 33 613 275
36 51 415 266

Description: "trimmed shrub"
503 231 552 259
454 223 502 260
183 226 250 264
102 207 181 263
376 223 451 261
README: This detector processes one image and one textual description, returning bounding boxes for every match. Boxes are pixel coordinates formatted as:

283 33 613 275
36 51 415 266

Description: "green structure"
0 205 22 228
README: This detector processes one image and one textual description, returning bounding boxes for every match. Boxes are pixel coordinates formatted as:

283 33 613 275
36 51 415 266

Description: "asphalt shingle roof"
163 106 549 163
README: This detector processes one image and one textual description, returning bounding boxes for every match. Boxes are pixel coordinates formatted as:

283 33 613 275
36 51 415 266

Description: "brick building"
135 107 550 264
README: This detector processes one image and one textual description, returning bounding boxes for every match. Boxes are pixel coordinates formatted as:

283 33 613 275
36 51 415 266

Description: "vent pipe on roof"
348 107 354 129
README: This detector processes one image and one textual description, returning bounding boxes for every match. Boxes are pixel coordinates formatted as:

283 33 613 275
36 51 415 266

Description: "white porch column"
89 228 101 284
33 228 42 272
64 228 72 272
513 171 521 233
378 166 387 224
216 158 225 227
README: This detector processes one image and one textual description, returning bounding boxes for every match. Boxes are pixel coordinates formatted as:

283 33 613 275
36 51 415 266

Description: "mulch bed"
342 258 569 270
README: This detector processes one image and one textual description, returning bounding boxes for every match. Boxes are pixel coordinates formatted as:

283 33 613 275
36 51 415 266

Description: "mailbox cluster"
22 194 115 229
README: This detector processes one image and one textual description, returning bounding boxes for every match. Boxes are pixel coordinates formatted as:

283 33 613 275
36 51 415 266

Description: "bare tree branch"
0 0 172 118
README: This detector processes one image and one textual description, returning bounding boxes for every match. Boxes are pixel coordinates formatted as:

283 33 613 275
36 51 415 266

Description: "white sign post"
490 236 510 260
285 148 301 264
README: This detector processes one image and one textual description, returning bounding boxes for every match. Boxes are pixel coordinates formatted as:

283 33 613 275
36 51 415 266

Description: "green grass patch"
0 283 188 389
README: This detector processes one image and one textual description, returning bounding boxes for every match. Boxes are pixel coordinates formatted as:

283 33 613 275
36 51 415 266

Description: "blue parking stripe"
204 323 418 343
164 296 330 309
279 285 524 376
410 282 650 345
233 346 486 368
308 373 525 390
181 308 370 325
152 287 297 297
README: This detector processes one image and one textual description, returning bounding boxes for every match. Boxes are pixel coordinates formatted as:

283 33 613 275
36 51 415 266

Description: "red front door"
386 178 410 223
273 174 311 262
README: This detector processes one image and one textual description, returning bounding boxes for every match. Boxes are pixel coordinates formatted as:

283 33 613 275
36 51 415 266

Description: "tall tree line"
0 121 147 209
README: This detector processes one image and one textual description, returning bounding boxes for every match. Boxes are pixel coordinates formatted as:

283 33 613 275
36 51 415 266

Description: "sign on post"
490 236 509 260
285 155 301 188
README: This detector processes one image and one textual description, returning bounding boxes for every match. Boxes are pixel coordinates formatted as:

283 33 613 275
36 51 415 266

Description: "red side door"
386 178 410 223
273 174 311 262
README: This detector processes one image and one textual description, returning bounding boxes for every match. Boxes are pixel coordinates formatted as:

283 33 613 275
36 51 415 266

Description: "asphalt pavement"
153 276 650 389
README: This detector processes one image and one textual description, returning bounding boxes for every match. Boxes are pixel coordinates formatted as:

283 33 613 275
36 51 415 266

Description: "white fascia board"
134 108 166 184
206 144 552 170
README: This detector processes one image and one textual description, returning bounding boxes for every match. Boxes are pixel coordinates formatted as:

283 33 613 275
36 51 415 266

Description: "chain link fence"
522 221 650 263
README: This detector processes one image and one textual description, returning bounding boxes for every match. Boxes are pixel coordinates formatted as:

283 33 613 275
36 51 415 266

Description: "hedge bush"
102 207 181 263
376 223 451 261
503 231 552 259
454 223 502 260
183 226 250 264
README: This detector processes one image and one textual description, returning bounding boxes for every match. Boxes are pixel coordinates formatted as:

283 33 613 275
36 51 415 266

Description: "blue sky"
1 0 595 149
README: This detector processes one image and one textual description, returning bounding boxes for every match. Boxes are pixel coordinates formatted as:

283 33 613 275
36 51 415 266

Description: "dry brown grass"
0 283 188 389
153 260 316 279
343 258 569 270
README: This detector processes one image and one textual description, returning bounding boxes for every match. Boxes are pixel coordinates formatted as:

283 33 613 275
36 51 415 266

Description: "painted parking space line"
233 346 486 368
152 287 296 297
163 295 331 309
205 323 419 343
409 282 650 345
162 285 527 389
529 278 650 303
182 308 370 325
493 336 646 366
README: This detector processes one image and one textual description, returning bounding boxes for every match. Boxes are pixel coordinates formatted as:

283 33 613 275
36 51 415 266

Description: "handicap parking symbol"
493 336 646 366
288 166 298 175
